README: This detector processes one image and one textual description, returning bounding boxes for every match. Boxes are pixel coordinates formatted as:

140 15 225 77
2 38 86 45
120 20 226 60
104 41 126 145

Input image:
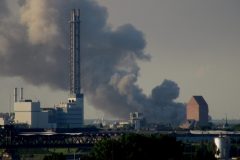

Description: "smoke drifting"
20 0 60 44
0 0 185 124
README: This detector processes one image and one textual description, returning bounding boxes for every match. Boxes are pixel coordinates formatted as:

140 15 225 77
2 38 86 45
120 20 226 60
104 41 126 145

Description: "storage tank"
214 136 230 160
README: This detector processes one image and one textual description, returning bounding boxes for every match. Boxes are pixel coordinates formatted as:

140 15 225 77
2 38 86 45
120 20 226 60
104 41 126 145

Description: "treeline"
81 134 216 160
43 133 217 160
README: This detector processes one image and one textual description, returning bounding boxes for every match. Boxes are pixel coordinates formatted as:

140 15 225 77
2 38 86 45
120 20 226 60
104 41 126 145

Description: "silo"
214 136 230 160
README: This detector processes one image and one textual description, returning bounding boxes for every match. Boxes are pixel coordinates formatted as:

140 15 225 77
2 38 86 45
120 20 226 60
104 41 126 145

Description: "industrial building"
0 113 13 126
129 112 144 130
45 9 84 128
50 96 84 128
14 88 55 128
55 9 84 128
13 9 84 129
186 96 209 126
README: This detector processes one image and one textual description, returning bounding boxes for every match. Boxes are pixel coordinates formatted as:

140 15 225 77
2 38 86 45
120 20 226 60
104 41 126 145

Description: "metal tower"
69 9 81 97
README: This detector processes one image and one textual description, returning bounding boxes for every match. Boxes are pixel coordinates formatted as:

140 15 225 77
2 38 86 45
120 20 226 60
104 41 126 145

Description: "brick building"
186 96 209 126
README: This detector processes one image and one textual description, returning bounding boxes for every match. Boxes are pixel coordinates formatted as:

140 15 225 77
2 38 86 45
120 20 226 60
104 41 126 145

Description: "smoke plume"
0 0 185 124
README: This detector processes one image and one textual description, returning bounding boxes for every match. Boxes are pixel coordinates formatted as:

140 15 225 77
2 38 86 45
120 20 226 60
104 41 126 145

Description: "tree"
43 153 65 160
87 134 183 160
194 142 216 160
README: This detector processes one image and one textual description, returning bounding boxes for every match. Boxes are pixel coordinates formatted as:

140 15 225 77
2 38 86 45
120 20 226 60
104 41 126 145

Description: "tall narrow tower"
66 9 84 128
69 9 81 97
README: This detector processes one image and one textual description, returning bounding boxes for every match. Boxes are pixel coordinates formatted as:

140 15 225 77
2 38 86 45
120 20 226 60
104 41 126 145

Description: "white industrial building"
13 9 84 129
13 88 55 128
14 100 40 127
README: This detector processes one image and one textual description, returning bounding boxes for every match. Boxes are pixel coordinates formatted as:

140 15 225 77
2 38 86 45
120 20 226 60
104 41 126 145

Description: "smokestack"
0 1 185 123
69 9 81 98
20 87 23 101
14 88 18 102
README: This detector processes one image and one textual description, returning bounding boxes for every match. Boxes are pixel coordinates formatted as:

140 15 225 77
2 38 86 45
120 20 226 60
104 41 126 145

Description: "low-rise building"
14 99 55 128
13 88 55 128
130 112 144 130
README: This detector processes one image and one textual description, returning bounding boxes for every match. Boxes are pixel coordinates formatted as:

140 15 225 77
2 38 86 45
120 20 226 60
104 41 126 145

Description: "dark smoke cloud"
149 80 186 123
152 80 179 106
0 0 185 124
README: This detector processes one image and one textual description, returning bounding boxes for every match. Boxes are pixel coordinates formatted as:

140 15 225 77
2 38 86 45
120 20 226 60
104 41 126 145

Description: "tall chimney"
69 9 81 98
20 87 23 101
14 88 18 102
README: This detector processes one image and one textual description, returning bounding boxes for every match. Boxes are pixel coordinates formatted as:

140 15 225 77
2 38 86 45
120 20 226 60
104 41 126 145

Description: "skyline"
0 0 240 120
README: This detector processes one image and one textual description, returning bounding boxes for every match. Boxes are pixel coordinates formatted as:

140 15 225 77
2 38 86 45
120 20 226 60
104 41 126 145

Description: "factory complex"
13 87 83 129
11 9 84 129
0 9 210 130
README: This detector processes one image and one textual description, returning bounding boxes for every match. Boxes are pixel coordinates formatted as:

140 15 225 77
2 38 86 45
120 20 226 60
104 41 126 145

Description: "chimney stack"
20 87 23 101
69 9 81 98
14 88 18 102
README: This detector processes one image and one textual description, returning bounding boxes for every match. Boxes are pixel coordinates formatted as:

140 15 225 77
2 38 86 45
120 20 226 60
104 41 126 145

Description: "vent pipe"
20 87 23 101
14 88 18 102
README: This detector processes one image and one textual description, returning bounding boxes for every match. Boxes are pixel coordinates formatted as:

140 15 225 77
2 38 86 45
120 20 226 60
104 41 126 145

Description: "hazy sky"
0 0 240 120
96 0 240 119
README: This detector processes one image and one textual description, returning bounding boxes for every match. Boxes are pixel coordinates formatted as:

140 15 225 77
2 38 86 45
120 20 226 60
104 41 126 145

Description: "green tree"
43 153 65 160
87 134 183 160
194 142 216 160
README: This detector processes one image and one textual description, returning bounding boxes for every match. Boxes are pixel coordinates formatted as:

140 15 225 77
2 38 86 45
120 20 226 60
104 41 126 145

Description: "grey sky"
96 0 240 119
0 0 240 119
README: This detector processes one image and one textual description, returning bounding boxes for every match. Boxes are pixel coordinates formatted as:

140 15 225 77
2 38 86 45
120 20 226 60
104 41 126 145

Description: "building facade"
186 96 209 126
66 9 84 127
129 112 144 130
14 100 55 128
13 9 84 129
14 100 41 128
